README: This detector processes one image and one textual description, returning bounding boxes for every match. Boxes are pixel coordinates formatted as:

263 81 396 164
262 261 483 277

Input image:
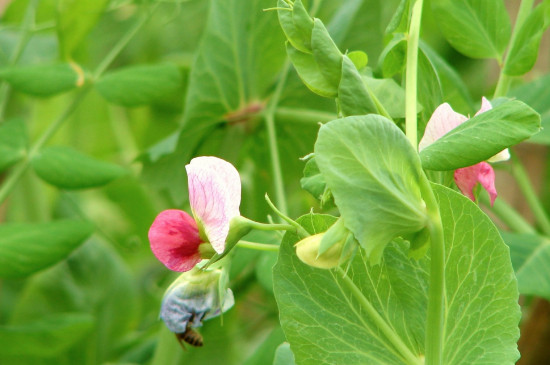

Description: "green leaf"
0 118 27 172
420 42 474 113
504 1 550 76
0 313 94 357
385 0 411 35
509 75 550 145
501 232 550 300
95 64 182 107
274 186 520 365
273 343 296 365
0 220 93 278
0 63 84 97
417 47 443 122
378 34 407 78
311 19 342 89
31 146 126 189
300 156 326 200
287 43 338 98
338 55 377 116
420 100 541 170
183 0 285 129
315 115 427 263
11 240 139 364
347 51 368 70
431 0 511 60
56 0 109 59
364 76 408 119
277 0 311 54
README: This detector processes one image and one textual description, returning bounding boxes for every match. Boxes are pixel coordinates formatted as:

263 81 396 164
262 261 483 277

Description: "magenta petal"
454 162 497 205
148 210 202 272
186 156 241 254
419 103 468 151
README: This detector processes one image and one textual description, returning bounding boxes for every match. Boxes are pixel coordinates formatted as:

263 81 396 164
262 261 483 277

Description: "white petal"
419 103 468 151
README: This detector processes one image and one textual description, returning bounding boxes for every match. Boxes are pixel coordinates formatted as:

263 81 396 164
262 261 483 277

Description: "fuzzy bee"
176 326 203 348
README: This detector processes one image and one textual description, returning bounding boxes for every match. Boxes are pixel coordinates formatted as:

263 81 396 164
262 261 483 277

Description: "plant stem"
419 179 444 365
245 219 295 233
509 149 550 235
493 0 535 98
265 194 310 238
0 7 155 205
0 0 39 120
264 61 291 216
334 267 423 365
480 194 535 234
236 240 279 252
405 0 423 150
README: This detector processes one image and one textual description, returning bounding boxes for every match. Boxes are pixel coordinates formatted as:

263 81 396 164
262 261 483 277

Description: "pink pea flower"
149 156 241 272
419 98 509 205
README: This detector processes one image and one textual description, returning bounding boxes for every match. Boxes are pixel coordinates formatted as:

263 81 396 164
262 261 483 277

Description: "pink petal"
474 96 492 116
419 103 468 151
186 156 241 254
149 209 202 272
454 162 497 205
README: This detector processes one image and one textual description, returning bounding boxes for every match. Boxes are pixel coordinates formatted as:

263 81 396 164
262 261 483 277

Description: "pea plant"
1 0 550 364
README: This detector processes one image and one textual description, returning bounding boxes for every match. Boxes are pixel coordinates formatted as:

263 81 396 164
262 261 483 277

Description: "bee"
175 326 204 348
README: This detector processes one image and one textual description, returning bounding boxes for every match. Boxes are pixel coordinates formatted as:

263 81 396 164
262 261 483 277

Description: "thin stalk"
493 0 535 98
265 194 310 238
0 0 39 120
419 177 445 365
264 61 291 216
93 4 158 79
0 8 155 205
236 240 280 252
480 194 535 234
245 219 295 232
405 0 424 150
509 149 550 235
334 267 423 365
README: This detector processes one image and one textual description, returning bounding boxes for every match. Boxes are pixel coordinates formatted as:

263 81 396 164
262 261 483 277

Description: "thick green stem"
405 0 423 150
236 240 279 252
493 0 535 98
419 179 444 365
0 0 39 120
334 267 423 365
481 194 535 234
509 149 550 235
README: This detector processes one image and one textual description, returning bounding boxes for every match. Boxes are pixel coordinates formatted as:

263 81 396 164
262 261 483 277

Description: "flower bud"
295 233 345 269
160 268 234 334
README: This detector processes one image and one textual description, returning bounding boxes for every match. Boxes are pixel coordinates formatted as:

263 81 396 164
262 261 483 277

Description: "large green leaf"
501 232 550 300
0 313 94 358
420 100 541 170
0 63 84 97
56 0 109 59
95 64 183 107
273 186 520 365
509 75 550 145
431 0 511 60
315 115 428 263
11 240 139 364
0 118 27 172
0 220 93 278
504 1 550 76
183 0 285 129
31 146 126 189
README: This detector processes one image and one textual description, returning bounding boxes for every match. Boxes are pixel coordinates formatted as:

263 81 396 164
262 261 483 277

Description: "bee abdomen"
177 328 203 347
